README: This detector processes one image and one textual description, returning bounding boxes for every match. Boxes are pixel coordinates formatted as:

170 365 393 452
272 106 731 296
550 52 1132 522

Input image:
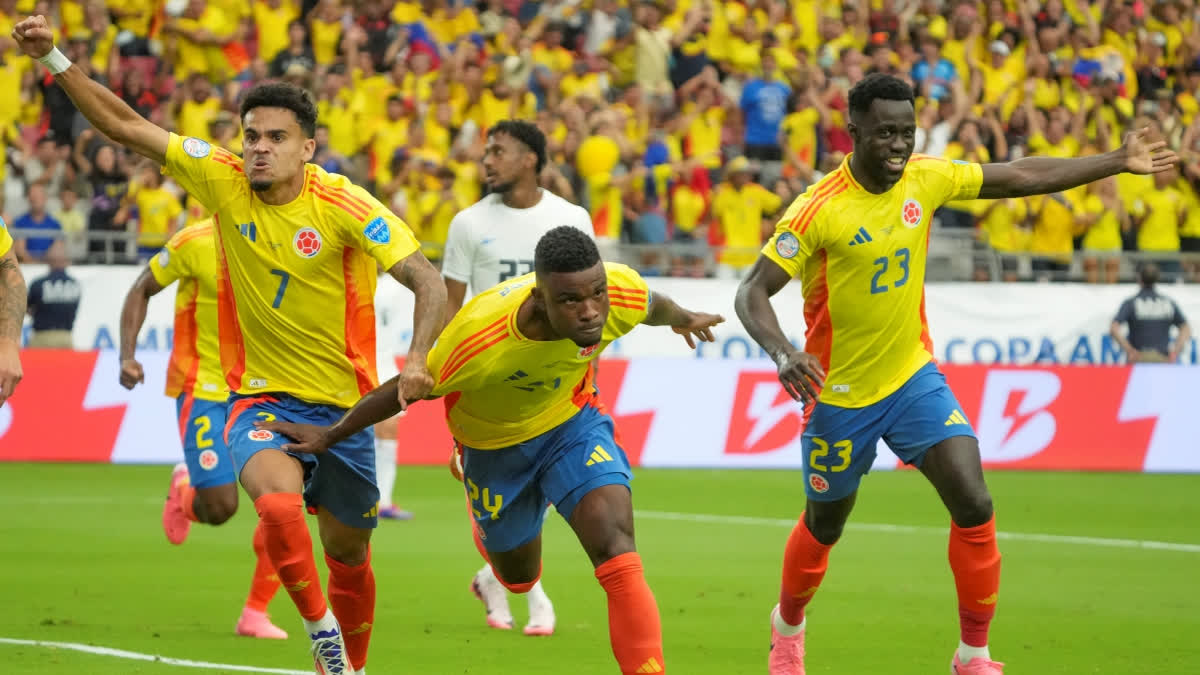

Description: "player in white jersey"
441 120 590 636
373 275 413 521
442 121 593 316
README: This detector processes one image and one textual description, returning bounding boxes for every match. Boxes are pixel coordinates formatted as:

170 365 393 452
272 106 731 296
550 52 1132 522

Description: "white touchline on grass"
0 638 311 674
634 510 1200 554
2 496 1196 553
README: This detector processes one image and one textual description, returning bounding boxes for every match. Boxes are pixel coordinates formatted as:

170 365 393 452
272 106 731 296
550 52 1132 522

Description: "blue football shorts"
175 393 236 489
458 401 633 553
224 393 379 528
802 361 976 501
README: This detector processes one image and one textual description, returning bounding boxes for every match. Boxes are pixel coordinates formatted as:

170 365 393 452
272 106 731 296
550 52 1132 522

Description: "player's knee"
324 540 370 567
806 511 848 546
951 491 994 529
196 488 238 524
494 564 540 591
203 500 238 525
585 531 636 567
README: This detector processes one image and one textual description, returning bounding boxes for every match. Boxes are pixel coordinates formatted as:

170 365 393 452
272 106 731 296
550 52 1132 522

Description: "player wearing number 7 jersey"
118 219 288 641
13 15 448 675
735 73 1178 675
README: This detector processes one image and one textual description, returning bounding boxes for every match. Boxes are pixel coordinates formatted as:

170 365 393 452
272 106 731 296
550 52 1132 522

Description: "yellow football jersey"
148 220 227 402
161 133 421 408
761 155 983 408
430 263 650 449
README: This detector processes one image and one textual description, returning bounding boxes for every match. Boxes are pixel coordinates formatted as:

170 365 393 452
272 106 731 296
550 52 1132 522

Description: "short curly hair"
488 120 547 173
847 73 915 119
534 226 600 276
240 82 318 138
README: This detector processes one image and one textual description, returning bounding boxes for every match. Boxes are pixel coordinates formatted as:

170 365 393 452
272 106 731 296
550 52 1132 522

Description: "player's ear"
302 137 316 163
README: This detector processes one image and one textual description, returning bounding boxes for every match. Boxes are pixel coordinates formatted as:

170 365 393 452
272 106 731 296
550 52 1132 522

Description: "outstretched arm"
0 248 25 406
642 290 724 349
255 376 419 454
13 15 168 164
978 128 1177 199
388 250 449 408
118 267 167 389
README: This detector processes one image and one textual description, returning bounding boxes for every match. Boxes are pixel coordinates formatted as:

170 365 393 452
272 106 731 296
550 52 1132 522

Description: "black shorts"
1180 237 1200 252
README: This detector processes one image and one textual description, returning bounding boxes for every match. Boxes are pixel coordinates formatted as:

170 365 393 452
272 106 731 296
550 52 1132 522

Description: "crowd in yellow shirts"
4 0 1200 281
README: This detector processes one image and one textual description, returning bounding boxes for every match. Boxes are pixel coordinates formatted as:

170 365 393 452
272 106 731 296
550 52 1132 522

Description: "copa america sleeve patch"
181 137 212 159
775 231 800 259
157 249 170 267
363 216 391 244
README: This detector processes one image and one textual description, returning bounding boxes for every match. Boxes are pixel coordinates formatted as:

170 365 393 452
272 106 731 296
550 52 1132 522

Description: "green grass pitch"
0 464 1197 674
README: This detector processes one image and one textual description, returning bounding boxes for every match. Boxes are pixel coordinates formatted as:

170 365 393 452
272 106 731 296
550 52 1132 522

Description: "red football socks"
778 513 832 626
253 493 327 621
326 548 375 671
949 515 1001 647
596 552 665 674
244 520 282 612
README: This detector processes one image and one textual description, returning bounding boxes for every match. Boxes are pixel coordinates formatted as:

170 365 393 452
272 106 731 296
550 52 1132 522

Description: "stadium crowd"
4 0 1200 282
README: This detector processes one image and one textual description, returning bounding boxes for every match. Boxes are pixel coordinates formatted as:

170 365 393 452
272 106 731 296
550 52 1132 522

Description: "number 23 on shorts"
809 437 852 472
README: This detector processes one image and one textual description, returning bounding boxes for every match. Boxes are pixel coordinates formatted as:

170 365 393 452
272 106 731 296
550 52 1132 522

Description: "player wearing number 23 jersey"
761 154 983 499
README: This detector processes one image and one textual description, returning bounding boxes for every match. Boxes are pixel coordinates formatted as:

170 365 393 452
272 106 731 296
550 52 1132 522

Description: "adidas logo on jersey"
945 410 969 426
586 445 614 466
847 227 873 246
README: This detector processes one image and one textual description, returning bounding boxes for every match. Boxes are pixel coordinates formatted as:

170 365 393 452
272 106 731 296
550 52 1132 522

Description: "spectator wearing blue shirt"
13 184 62 263
26 241 80 349
911 37 958 102
739 52 790 187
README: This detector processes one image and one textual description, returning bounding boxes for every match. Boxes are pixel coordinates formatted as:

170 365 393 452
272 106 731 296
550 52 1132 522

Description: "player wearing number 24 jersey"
734 73 1178 675
255 227 726 675
13 16 449 672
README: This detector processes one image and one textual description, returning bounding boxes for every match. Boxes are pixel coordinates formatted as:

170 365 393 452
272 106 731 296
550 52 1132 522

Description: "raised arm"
118 266 167 389
13 15 168 164
0 247 26 406
735 257 824 404
387 249 448 407
977 128 1178 199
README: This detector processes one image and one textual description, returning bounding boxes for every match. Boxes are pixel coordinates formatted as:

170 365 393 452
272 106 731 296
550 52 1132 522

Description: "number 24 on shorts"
809 437 852 472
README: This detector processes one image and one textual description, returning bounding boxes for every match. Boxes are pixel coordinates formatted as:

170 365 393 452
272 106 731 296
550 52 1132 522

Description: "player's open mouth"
885 156 906 170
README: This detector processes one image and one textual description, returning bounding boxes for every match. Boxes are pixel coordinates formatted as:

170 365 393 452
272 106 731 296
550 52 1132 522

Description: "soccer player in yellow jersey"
257 226 724 675
118 219 288 641
734 74 1178 675
0 216 24 407
14 15 448 675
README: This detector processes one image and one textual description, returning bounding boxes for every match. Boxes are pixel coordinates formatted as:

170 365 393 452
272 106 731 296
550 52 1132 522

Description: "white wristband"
37 47 71 75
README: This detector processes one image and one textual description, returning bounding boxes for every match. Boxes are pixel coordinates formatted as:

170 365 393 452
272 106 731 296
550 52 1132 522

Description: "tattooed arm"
0 248 26 406
386 249 448 409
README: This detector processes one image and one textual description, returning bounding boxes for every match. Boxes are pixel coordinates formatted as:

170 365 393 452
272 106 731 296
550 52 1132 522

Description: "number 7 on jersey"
269 269 290 309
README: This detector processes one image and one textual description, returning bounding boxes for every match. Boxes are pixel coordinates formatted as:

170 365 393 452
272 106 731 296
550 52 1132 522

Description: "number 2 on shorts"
809 438 853 472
